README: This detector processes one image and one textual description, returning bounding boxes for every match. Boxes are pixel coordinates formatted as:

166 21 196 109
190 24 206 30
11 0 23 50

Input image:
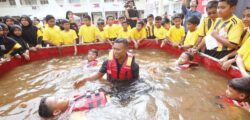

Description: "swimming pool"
0 47 249 120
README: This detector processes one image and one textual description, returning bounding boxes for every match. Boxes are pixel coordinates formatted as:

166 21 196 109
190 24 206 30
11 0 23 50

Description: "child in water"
84 49 98 67
176 52 198 69
38 89 109 120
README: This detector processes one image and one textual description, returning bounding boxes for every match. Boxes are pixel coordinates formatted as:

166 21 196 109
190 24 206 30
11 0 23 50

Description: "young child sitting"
176 52 198 69
38 89 108 120
84 49 98 67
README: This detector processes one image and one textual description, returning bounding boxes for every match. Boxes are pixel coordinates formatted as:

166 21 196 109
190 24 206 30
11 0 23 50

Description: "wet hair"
228 77 250 96
187 16 200 25
45 15 55 22
155 16 162 21
38 97 54 118
89 49 98 56
106 16 114 20
147 14 154 19
137 21 145 27
61 19 70 25
97 19 105 26
83 15 91 21
172 14 182 20
114 38 129 48
184 52 193 61
66 11 73 19
206 0 218 11
218 0 238 7
162 18 170 25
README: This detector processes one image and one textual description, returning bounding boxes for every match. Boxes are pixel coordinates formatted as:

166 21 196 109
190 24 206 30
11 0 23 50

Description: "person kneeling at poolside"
176 52 198 69
83 49 99 67
38 90 108 120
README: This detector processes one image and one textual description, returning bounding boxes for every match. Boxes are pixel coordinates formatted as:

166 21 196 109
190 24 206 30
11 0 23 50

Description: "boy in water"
177 52 198 69
84 49 99 67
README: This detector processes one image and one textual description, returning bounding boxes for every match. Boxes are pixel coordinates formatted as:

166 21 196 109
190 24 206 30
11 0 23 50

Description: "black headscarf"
20 15 38 47
9 25 29 51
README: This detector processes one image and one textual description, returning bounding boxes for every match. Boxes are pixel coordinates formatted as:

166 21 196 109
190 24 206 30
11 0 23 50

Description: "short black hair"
38 97 54 118
184 52 193 61
187 16 200 25
83 15 91 21
172 14 182 20
97 19 105 26
229 77 250 96
155 16 162 21
114 38 129 48
89 49 98 56
61 19 70 24
118 16 125 20
147 14 154 19
162 18 170 25
206 0 218 11
218 0 238 7
245 6 250 10
45 15 55 22
106 16 114 20
137 21 144 26
122 20 128 25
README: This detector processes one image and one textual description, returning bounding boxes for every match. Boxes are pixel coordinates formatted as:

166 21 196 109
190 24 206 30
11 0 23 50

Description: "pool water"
0 49 249 120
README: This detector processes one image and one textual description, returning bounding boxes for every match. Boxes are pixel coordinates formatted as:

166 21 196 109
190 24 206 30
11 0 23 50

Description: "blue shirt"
182 5 202 32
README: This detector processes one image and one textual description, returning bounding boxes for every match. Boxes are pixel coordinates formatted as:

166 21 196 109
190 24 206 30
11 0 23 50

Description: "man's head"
118 16 126 23
45 15 55 27
122 21 129 30
187 16 200 32
147 14 154 25
83 15 91 26
38 97 69 119
106 16 114 25
155 16 162 28
113 38 129 59
243 7 250 27
172 14 182 27
97 19 105 30
177 52 193 65
162 18 170 30
190 0 198 11
136 21 144 31
226 77 250 102
87 49 98 61
206 0 218 20
218 0 238 19
61 19 70 30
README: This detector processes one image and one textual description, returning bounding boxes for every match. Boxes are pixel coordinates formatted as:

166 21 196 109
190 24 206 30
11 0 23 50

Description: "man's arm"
182 0 188 15
132 61 139 80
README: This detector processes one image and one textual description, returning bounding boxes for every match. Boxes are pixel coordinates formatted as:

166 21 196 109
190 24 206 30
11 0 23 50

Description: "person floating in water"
74 38 139 88
38 89 109 120
84 49 99 67
176 52 198 69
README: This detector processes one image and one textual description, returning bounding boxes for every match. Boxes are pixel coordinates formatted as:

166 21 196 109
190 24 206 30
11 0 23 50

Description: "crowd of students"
0 0 250 115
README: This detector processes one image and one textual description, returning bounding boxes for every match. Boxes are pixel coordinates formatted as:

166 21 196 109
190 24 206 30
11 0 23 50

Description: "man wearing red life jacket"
74 38 139 88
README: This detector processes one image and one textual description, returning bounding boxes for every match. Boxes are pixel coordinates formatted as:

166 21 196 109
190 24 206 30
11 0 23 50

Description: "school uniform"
169 26 185 45
78 25 98 43
183 29 199 46
61 29 77 45
43 26 63 46
129 28 147 40
237 37 250 71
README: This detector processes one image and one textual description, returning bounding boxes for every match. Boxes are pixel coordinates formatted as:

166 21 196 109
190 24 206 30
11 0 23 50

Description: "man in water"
74 38 139 89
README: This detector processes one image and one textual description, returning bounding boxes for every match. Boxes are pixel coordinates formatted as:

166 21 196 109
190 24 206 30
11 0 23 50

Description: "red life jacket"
178 61 199 70
107 51 133 81
221 95 242 107
69 91 107 112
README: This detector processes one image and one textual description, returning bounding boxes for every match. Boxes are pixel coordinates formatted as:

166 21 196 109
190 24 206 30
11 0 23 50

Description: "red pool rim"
0 40 242 78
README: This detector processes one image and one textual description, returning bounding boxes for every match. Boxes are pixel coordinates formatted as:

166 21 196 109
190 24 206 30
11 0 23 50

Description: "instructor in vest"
74 38 139 88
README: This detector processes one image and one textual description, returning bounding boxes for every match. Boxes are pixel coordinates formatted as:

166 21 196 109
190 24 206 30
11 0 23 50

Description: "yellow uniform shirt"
117 25 131 33
169 26 185 45
154 26 166 40
129 28 147 40
61 29 78 45
184 29 199 46
237 37 250 71
118 29 130 39
79 25 98 43
207 15 244 51
97 29 108 42
105 25 119 39
240 28 250 46
198 17 216 37
43 26 62 46
146 24 155 38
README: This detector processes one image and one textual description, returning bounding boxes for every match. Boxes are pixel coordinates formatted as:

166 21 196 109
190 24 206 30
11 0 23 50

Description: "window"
9 0 16 5
0 0 7 2
40 0 48 4
68 0 80 3
21 0 37 5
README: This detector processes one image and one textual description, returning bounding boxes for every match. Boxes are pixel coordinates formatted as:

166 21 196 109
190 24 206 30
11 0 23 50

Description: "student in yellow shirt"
117 21 130 39
96 20 107 42
146 14 155 39
105 16 118 45
168 14 185 46
236 37 250 78
61 19 78 45
160 18 171 48
117 16 131 33
78 15 99 44
43 15 62 46
180 16 200 50
154 16 167 44
129 21 146 48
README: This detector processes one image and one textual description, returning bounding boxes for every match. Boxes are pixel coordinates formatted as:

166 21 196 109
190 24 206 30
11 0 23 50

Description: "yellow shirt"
240 28 250 46
105 24 119 39
78 25 98 43
198 17 216 37
207 15 244 51
184 29 199 46
43 26 62 46
97 29 107 42
118 29 130 39
61 29 78 45
146 24 154 38
237 37 250 71
154 26 166 40
117 25 131 33
169 26 185 45
129 28 147 40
